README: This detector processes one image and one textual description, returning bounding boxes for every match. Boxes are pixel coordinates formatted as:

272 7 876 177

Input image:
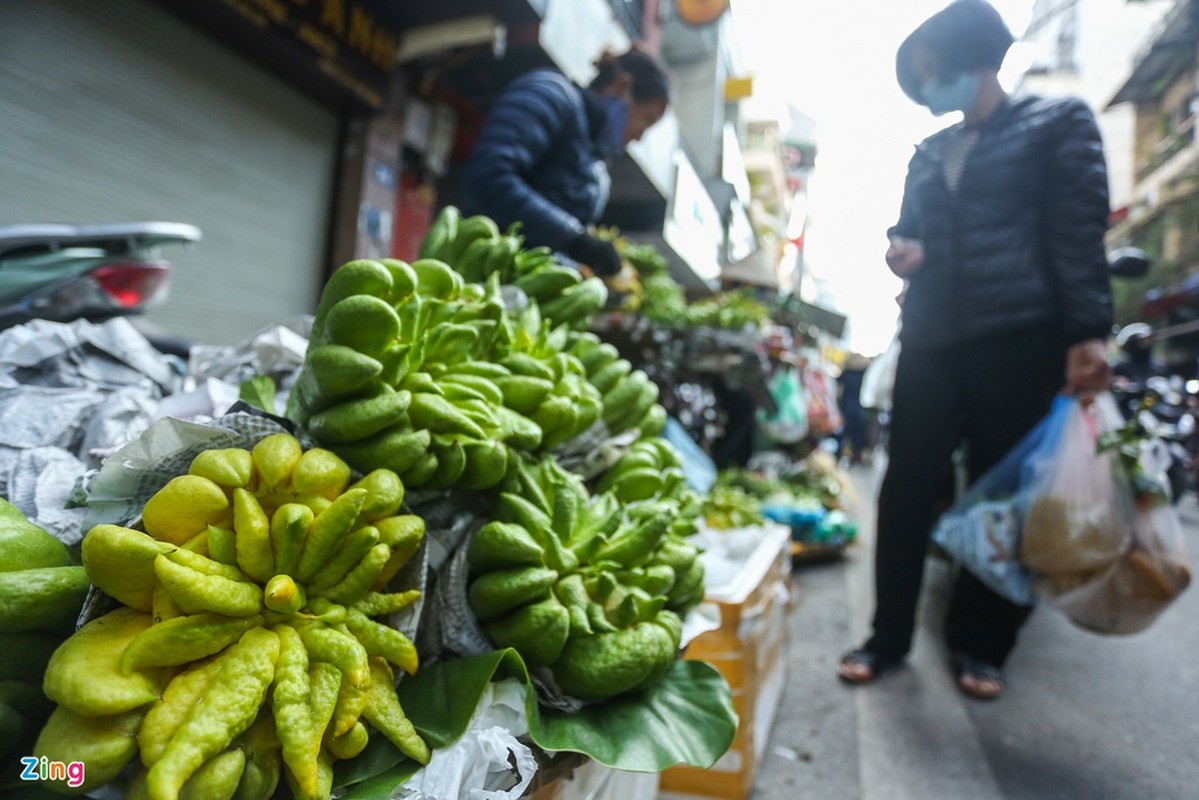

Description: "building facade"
1106 0 1199 352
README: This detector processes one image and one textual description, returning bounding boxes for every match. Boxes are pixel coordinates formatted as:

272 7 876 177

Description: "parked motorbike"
0 222 200 351
1104 248 1199 501
1108 246 1150 279
1110 374 1196 502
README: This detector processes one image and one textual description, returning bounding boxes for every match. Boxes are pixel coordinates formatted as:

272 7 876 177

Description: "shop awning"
365 0 544 31
602 151 669 234
605 140 724 292
1107 0 1199 108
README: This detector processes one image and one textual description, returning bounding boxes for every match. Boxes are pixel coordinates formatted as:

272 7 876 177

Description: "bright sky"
733 0 1035 356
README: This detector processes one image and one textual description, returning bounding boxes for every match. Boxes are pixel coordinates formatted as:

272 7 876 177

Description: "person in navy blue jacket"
837 0 1114 700
464 48 671 276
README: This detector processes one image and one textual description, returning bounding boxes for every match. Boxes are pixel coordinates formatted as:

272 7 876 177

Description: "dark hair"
590 47 672 103
896 0 1014 103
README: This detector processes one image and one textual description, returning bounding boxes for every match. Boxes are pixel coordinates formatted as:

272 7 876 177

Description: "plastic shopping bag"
803 367 842 437
930 413 1053 606
932 394 1134 606
758 366 808 444
1053 503 1192 634
1047 419 1192 633
935 392 1191 631
1019 393 1135 581
859 335 900 411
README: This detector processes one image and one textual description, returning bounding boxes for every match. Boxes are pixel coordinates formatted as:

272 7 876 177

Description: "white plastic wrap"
692 523 790 594
0 317 181 541
552 420 639 480
396 678 538 800
82 412 300 530
187 315 311 388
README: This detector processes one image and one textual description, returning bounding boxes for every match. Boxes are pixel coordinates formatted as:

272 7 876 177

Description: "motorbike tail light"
90 262 169 308
22 260 170 322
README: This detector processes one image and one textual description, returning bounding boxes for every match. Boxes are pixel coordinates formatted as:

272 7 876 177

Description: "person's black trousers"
866 327 1067 667
838 406 869 462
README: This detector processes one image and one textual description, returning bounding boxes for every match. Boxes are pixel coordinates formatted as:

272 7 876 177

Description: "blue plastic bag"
762 504 826 541
663 415 718 494
931 394 1133 605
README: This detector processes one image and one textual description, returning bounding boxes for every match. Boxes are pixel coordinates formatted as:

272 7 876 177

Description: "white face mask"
921 72 981 116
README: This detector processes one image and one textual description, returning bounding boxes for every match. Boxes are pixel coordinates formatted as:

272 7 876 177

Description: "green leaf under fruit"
334 648 737 795
530 658 738 771
335 737 423 799
238 375 278 415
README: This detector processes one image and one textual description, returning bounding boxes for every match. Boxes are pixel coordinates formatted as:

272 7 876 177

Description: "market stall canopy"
721 249 777 290
777 295 847 339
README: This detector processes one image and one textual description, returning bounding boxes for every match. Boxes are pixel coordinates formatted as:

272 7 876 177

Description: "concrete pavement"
752 461 1199 799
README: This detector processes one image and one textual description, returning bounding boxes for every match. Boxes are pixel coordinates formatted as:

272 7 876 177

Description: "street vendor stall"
0 211 747 800
0 207 873 800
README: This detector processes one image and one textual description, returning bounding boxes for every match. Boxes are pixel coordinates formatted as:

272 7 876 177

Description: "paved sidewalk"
752 462 1199 800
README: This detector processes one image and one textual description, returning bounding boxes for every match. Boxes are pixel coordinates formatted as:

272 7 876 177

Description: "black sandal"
952 655 1006 700
837 648 897 684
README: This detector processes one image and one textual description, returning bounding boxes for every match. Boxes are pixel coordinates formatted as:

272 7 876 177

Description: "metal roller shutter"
0 0 339 345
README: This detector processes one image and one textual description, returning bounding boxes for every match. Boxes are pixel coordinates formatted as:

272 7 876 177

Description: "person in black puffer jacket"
464 48 671 277
837 0 1114 699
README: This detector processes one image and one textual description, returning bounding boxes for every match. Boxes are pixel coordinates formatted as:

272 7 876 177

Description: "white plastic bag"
396 679 538 800
1020 394 1134 581
859 336 900 411
1053 503 1192 634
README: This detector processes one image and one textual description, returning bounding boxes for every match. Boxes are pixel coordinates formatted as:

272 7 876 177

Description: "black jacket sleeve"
887 149 923 241
464 73 588 250
1044 98 1114 345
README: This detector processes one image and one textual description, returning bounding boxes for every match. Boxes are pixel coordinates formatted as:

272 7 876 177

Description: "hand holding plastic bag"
933 393 1190 633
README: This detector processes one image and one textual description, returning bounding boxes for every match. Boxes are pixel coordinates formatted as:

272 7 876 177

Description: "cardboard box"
659 528 792 800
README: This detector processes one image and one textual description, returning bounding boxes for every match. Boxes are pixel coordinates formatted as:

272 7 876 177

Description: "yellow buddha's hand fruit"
141 476 231 546
43 608 163 717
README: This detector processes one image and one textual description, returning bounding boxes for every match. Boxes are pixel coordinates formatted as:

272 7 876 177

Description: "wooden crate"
659 528 791 800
